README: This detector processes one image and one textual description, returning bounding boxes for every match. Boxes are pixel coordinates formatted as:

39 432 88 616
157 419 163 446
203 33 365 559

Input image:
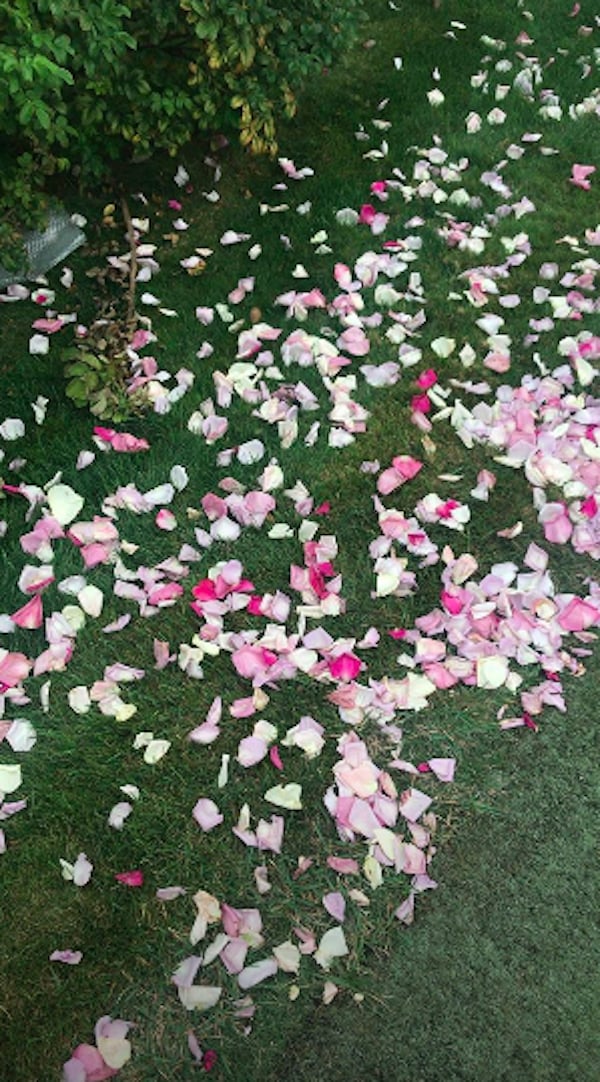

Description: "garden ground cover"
1 1 599 1079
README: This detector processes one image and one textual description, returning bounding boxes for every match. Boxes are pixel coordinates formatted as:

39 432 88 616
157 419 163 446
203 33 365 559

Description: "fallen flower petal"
50 949 83 965
263 783 303 810
237 957 278 990
315 926 348 970
115 870 144 887
192 798 224 832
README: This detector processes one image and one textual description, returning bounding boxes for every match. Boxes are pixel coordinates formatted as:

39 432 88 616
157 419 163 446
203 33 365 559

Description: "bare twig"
120 195 138 330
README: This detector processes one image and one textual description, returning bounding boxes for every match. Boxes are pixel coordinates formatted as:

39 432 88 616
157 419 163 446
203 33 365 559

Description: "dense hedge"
0 0 363 263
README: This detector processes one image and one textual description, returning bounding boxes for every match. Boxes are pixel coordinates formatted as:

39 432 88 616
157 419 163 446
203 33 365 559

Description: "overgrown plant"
62 317 144 423
0 0 363 266
62 196 150 422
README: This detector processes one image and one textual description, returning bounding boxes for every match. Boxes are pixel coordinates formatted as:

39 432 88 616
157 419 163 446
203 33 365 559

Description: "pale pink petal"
428 758 456 782
237 957 278 990
322 892 346 922
50 949 83 965
394 893 415 925
237 735 268 768
73 852 93 887
399 788 433 822
192 798 223 832
557 597 599 632
326 856 360 876
156 885 186 901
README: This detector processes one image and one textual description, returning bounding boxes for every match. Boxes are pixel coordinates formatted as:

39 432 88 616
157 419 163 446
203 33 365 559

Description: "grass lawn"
1 1 599 1079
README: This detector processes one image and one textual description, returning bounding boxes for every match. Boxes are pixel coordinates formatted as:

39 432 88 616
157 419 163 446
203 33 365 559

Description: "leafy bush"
63 315 146 423
0 0 364 264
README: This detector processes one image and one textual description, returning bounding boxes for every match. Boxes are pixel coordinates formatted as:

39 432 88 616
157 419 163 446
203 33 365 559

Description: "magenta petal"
269 745 284 770
114 869 144 887
328 653 362 682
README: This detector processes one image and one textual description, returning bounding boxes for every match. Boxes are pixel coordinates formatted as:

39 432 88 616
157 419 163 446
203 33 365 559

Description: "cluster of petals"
63 1016 133 1081
324 732 432 885
401 544 599 725
458 365 600 557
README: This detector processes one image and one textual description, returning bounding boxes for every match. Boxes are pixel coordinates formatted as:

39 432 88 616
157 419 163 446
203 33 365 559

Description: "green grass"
1 1 599 1079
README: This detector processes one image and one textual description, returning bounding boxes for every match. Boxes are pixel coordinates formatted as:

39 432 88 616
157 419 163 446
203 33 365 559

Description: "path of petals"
0 2 598 1077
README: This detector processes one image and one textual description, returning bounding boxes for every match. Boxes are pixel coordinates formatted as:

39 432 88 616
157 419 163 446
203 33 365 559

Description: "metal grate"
0 209 86 287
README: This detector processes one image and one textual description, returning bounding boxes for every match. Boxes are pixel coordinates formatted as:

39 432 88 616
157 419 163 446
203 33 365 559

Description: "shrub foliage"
0 0 363 261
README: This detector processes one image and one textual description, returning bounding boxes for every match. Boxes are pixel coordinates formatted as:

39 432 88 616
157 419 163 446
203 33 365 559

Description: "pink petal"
156 885 186 901
256 815 284 853
399 788 433 821
237 736 268 768
50 949 83 965
538 503 573 545
10 595 43 629
192 798 223 832
394 893 415 925
326 856 360 875
269 745 284 770
322 891 346 922
114 869 144 887
557 598 599 632
328 653 362 682
237 957 278 990
71 1044 118 1081
428 758 456 782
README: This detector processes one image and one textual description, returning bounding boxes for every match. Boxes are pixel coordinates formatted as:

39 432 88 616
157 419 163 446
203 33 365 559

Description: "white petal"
47 484 84 525
315 927 348 970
